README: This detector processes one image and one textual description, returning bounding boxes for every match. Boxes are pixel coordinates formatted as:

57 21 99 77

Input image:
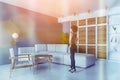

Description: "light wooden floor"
0 59 120 80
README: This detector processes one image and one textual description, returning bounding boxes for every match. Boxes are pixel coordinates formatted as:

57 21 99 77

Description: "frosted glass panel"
108 14 120 61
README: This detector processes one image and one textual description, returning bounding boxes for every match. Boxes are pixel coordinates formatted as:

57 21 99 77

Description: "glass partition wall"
108 14 120 61
70 16 107 59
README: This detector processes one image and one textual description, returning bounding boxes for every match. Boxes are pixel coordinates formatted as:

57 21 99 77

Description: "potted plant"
61 32 69 44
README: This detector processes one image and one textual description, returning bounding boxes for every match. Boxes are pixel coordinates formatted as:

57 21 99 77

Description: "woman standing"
69 25 78 73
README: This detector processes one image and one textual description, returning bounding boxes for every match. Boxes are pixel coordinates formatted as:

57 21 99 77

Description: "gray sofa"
64 53 96 67
35 44 68 64
18 44 96 68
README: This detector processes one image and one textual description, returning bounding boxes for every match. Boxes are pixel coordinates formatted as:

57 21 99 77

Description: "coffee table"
33 54 53 69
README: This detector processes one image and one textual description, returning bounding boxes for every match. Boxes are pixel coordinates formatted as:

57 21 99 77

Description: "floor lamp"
12 33 19 55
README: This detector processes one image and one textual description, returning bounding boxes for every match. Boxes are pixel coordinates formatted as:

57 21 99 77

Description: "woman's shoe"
70 69 76 73
68 68 73 71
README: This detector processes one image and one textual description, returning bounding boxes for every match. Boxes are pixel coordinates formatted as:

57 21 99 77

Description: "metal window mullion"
77 20 79 53
96 16 98 59
86 19 88 54
106 15 109 60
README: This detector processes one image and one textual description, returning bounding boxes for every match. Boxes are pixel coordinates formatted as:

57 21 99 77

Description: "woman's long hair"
71 25 77 32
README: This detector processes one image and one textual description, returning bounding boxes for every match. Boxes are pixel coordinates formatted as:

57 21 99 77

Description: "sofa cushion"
34 51 48 55
35 44 47 53
55 44 68 53
47 44 56 52
64 54 71 65
18 47 35 54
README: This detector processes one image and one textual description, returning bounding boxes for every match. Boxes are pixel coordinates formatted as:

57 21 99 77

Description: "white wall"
62 22 70 33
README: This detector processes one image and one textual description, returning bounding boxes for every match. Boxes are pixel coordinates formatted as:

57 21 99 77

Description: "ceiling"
0 0 118 18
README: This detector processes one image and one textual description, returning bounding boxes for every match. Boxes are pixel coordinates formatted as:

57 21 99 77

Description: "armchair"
9 48 33 78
